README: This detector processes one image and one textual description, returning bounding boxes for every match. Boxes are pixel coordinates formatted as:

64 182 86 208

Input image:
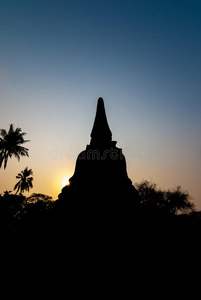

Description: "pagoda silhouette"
57 98 139 214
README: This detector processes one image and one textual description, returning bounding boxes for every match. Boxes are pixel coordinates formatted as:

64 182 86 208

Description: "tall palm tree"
14 167 33 194
0 124 29 169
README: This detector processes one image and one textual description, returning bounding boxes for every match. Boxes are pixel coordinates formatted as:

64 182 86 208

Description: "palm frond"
8 124 14 135
0 155 4 168
16 173 22 179
3 156 8 169
0 129 8 138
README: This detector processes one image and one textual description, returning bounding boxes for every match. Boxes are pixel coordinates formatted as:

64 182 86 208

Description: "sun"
62 177 70 187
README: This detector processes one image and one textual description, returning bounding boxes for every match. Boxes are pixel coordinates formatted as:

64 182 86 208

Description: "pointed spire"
90 98 112 147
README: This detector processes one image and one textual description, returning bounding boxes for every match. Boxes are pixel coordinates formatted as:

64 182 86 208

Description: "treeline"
0 192 54 232
1 180 201 234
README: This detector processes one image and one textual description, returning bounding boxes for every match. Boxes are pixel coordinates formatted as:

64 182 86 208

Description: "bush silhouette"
136 180 195 214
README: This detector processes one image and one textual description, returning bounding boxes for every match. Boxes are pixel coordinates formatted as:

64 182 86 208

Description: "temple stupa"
58 98 138 205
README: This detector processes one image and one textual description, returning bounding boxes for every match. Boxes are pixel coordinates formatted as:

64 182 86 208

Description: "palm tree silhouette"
14 167 33 194
0 124 29 169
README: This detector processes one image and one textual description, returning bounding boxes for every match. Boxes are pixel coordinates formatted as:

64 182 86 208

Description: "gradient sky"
0 0 201 209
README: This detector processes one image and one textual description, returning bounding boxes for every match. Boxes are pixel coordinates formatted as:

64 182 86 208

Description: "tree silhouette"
27 193 53 203
14 167 33 194
0 124 29 169
136 180 195 214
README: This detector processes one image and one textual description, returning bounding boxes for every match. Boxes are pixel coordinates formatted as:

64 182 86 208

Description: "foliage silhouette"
0 192 25 232
0 192 53 232
0 124 29 169
2 190 12 197
14 167 33 194
136 180 194 214
27 193 53 203
17 193 54 232
132 180 199 241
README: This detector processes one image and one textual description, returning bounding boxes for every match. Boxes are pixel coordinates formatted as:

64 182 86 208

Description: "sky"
0 0 201 209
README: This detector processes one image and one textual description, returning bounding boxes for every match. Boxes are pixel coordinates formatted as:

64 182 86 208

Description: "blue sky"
0 0 201 208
